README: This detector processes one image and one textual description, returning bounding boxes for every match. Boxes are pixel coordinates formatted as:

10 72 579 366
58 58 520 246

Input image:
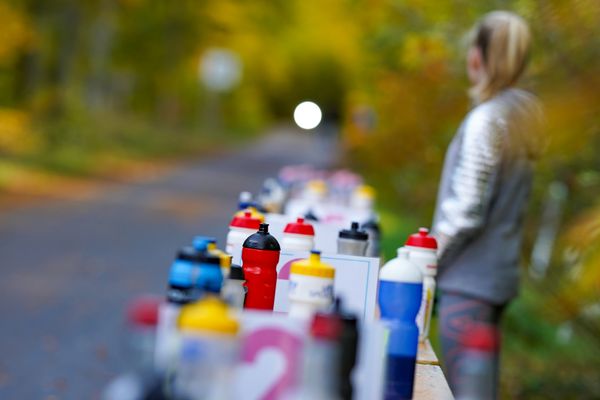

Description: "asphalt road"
0 127 336 399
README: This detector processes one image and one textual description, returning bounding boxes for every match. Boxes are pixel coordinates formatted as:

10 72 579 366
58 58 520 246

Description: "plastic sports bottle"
282 217 315 252
221 264 246 309
154 251 197 371
378 248 423 400
337 222 369 256
176 296 240 400
241 223 281 310
225 211 261 256
404 227 438 342
288 311 342 400
197 251 224 296
288 250 335 319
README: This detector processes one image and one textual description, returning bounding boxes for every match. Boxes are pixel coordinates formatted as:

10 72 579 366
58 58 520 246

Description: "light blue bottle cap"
169 260 195 287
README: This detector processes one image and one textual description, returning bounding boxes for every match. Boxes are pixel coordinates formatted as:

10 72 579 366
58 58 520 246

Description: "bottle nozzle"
259 223 269 234
351 222 359 230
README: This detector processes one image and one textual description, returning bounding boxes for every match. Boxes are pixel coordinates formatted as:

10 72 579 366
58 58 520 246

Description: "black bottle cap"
228 264 245 280
338 222 368 241
176 246 221 266
243 223 281 251
198 247 221 265
200 254 221 266
176 246 201 262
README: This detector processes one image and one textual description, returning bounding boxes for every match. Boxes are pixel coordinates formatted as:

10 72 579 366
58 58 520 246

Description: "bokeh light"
293 101 322 130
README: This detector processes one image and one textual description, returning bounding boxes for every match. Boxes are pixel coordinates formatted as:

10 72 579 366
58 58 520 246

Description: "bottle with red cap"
404 227 438 342
282 217 315 252
289 311 342 400
126 295 161 371
241 223 281 310
226 211 261 258
103 297 163 400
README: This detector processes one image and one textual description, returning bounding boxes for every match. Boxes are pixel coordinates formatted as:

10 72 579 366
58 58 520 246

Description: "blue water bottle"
378 247 423 399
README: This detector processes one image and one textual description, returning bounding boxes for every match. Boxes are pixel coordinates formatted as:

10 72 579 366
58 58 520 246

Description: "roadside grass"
0 111 251 193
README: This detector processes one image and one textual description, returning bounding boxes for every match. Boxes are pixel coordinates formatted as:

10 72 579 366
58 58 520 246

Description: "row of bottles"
107 234 360 400
234 182 382 257
106 179 442 400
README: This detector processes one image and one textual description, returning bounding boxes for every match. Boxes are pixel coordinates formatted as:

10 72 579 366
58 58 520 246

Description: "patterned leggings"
438 291 506 399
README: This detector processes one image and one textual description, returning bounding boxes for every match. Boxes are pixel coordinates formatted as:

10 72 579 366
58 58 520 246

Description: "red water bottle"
242 223 281 310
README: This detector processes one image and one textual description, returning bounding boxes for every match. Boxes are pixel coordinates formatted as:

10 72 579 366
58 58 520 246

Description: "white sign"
273 251 380 321
234 310 386 400
235 311 307 400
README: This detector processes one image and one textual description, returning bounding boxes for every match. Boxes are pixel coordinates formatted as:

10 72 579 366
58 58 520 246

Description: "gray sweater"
432 88 542 305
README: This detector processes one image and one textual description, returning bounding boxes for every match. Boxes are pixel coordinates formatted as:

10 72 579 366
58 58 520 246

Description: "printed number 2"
241 327 303 400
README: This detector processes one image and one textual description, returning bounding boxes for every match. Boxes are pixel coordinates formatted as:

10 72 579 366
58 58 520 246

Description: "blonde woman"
432 11 542 399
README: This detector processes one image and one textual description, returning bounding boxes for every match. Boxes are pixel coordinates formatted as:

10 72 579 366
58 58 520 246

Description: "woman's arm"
434 108 505 262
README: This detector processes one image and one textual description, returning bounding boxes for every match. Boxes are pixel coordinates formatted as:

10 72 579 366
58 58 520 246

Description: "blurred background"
0 0 599 399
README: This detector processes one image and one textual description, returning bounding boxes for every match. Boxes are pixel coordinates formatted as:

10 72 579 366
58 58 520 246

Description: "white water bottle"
282 217 315 252
288 250 335 320
404 228 438 342
225 211 261 260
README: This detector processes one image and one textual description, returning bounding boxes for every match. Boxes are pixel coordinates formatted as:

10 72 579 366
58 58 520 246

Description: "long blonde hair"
469 11 532 103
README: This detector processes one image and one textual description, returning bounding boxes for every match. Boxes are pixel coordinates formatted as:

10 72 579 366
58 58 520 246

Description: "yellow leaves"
0 2 35 64
401 33 451 77
542 77 600 162
0 108 40 154
557 204 600 309
564 206 600 250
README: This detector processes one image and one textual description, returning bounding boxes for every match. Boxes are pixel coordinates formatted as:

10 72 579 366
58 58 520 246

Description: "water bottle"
242 223 281 310
288 311 342 400
176 296 240 400
404 227 438 342
288 250 335 319
197 250 224 296
282 217 315 252
337 222 369 256
378 248 423 400
350 185 376 223
221 264 246 309
225 211 261 256
154 250 197 370
238 191 254 210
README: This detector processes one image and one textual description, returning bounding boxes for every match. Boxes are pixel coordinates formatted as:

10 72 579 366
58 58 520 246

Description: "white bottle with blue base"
378 247 423 400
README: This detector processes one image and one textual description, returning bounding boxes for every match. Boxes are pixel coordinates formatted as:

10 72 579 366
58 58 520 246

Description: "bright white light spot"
294 101 322 130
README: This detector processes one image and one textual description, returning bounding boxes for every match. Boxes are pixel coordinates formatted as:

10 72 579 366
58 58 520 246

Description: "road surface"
0 127 337 399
